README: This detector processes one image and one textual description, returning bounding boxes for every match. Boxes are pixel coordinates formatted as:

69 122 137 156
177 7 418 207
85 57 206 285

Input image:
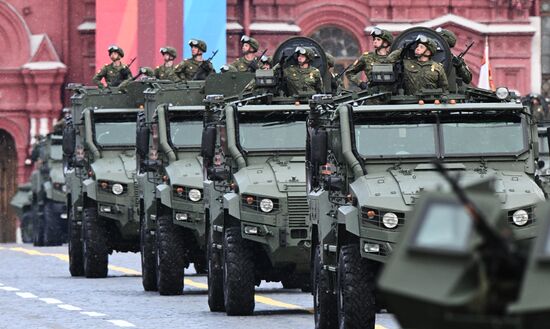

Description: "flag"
477 36 495 91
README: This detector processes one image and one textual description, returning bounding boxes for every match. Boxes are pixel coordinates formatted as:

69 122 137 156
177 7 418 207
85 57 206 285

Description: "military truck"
201 37 332 315
308 28 546 329
64 81 153 278
379 164 550 329
10 182 34 243
536 125 550 194
30 132 68 246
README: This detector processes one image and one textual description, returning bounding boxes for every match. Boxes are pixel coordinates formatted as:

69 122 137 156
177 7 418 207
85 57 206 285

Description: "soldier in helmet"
346 27 393 89
387 35 448 95
231 35 261 72
436 27 472 84
118 66 156 91
93 45 133 88
283 46 323 96
260 55 272 70
155 46 179 81
174 39 215 81
220 64 238 73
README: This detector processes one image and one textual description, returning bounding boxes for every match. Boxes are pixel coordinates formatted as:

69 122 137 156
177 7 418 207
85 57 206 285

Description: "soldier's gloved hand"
452 56 464 68
248 60 258 72
359 82 369 90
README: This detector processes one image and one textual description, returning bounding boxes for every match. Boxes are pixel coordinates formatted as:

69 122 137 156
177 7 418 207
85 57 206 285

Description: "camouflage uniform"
174 59 214 81
93 62 132 88
231 57 259 72
284 65 323 96
437 28 472 84
154 65 179 81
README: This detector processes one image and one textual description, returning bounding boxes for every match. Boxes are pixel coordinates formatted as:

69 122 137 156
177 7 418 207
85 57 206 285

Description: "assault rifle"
193 50 219 80
248 49 268 72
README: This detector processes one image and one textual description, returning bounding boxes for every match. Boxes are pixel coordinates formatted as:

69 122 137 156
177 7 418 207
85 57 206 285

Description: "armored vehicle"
202 37 331 315
64 81 153 277
308 27 546 329
379 164 550 329
10 182 33 243
30 132 67 246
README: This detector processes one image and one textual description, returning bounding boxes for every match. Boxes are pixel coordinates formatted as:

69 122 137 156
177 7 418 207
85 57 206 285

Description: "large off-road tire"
140 211 157 291
336 244 376 329
223 226 255 316
82 205 109 278
207 224 225 312
68 207 84 276
314 245 337 329
32 202 45 247
21 210 34 243
43 201 64 246
156 212 185 295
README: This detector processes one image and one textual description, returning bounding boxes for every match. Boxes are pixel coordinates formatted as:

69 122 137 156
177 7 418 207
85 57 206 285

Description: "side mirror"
310 129 327 165
208 167 229 182
201 126 217 160
63 126 76 157
136 126 150 159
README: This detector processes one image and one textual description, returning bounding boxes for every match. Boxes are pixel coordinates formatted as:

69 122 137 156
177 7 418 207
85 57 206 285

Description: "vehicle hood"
91 153 136 183
234 156 306 196
165 156 203 188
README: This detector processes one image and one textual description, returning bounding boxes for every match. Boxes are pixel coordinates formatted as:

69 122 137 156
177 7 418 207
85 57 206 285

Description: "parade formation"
8 24 550 329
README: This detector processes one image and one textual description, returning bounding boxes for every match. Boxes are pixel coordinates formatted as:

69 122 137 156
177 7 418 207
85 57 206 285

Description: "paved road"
0 243 399 329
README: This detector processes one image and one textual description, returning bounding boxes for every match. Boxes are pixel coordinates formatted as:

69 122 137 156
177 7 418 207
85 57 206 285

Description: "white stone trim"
39 117 49 136
30 117 37 145
77 21 96 31
249 22 301 32
368 14 536 34
22 62 66 70
530 16 542 93
227 22 243 30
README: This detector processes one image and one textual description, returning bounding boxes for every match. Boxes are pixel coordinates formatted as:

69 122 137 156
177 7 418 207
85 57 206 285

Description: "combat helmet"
416 35 438 56
189 39 207 52
371 27 393 45
108 45 124 57
240 35 259 52
160 46 177 59
295 46 316 62
138 66 155 77
260 55 272 67
436 27 456 48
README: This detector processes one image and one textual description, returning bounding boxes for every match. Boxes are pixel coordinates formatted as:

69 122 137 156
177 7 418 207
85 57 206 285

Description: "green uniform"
92 62 132 87
154 64 179 82
231 57 258 72
345 51 388 87
284 65 323 96
452 55 472 84
174 58 214 81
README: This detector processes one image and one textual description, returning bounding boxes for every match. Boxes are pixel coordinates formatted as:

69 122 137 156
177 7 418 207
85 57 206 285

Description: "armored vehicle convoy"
379 164 550 329
30 132 67 246
10 182 33 243
201 37 331 315
64 81 153 277
308 28 546 329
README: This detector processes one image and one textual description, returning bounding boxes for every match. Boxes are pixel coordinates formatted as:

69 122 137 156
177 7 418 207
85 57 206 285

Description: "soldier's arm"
438 66 449 92
456 59 473 84
154 66 161 79
385 49 403 63
315 70 324 93
92 66 107 87
174 61 187 81
345 55 367 85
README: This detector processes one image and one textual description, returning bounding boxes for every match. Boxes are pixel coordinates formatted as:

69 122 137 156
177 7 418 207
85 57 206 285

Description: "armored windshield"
238 112 307 151
355 124 436 157
169 120 203 148
94 113 137 147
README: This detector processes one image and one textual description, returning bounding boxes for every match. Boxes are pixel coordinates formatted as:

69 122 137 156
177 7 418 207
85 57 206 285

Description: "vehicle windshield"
50 145 63 161
238 112 306 151
94 116 136 147
169 120 203 148
355 124 436 157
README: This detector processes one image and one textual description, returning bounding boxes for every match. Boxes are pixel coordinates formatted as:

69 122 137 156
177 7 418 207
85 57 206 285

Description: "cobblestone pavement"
0 243 399 329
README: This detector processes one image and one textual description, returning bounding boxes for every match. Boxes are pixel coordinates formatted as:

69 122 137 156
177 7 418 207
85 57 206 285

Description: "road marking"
376 326 389 329
81 311 107 317
106 320 136 327
16 292 38 299
39 298 62 304
254 295 305 310
0 286 20 291
108 265 140 276
0 246 4 250
57 304 83 311
9 247 69 262
184 278 207 289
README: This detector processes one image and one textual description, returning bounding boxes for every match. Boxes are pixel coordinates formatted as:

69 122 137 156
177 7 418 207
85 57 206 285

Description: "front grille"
132 176 139 210
361 207 405 229
288 195 308 227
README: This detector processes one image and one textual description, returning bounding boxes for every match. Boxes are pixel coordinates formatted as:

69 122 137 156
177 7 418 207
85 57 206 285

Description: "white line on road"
106 320 136 327
57 304 83 311
81 311 107 317
39 297 62 304
0 286 20 291
15 292 38 299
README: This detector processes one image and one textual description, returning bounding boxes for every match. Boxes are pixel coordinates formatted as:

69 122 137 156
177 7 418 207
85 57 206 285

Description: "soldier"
387 35 448 95
155 47 179 81
231 35 260 72
174 39 215 81
260 55 272 70
118 66 155 91
220 64 238 73
345 27 393 89
436 27 472 84
283 47 323 96
326 53 340 94
93 45 132 88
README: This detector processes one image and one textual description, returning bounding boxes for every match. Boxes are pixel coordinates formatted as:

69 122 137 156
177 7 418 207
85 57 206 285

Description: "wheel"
223 226 255 316
32 201 45 246
21 210 34 243
43 201 63 246
314 245 337 329
82 204 109 278
68 207 84 276
336 244 376 329
193 255 208 275
140 210 157 291
207 223 224 312
156 212 185 295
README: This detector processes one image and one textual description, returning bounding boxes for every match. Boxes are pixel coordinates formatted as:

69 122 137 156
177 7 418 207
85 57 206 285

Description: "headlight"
495 87 509 100
382 212 399 229
61 185 67 193
512 209 529 226
112 183 124 195
259 198 274 213
188 189 201 202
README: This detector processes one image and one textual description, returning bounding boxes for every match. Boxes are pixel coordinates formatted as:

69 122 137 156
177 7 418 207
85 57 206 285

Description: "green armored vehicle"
30 132 68 246
379 164 550 329
64 81 153 277
10 182 33 243
202 37 331 315
309 28 546 329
